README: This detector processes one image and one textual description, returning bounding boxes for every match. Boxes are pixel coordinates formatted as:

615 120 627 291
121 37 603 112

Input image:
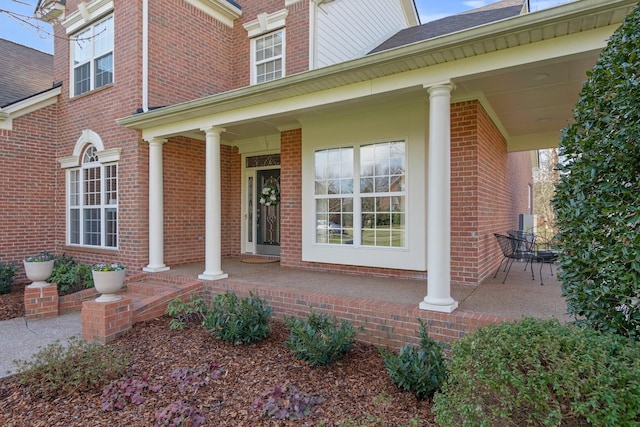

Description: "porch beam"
199 126 228 281
144 137 170 273
420 84 458 313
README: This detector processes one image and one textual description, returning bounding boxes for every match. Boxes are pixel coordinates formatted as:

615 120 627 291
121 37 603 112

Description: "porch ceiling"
117 0 635 153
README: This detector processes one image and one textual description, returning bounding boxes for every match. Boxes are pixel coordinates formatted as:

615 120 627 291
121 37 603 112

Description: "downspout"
142 0 149 112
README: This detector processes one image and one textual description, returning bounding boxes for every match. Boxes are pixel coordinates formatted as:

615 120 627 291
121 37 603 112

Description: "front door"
247 168 281 256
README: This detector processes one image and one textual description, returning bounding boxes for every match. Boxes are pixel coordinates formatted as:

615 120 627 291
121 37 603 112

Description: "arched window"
68 144 118 248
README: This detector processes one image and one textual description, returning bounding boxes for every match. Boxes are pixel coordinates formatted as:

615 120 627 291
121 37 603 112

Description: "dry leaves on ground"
0 283 26 321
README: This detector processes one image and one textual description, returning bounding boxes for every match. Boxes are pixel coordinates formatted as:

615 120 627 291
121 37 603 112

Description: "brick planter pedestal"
81 297 133 344
24 284 59 320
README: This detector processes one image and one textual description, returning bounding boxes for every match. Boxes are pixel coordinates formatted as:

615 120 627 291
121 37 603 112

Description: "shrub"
50 254 94 296
380 318 445 400
13 337 129 399
253 382 323 421
552 3 640 338
203 291 272 344
155 400 206 427
284 310 360 366
0 262 17 294
101 376 162 411
166 294 208 330
432 318 640 426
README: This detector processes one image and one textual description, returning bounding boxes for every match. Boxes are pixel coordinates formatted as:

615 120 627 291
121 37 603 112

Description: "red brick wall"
0 106 58 276
231 0 310 88
147 0 235 107
451 100 532 285
203 279 514 350
221 144 242 257
49 0 148 271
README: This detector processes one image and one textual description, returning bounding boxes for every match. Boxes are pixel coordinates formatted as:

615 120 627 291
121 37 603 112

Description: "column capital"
201 126 226 136
144 137 167 146
425 83 455 96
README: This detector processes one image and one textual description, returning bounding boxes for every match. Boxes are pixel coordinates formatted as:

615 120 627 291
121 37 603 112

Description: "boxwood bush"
433 318 640 426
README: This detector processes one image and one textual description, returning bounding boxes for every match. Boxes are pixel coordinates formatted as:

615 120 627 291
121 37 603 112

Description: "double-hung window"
314 140 406 248
68 145 118 248
253 30 284 84
72 15 114 96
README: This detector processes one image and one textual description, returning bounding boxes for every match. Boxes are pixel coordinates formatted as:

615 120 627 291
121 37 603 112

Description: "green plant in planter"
92 263 126 272
24 251 54 262
0 262 17 294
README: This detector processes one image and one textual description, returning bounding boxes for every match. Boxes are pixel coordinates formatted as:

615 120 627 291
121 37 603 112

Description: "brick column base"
24 285 59 320
81 297 133 344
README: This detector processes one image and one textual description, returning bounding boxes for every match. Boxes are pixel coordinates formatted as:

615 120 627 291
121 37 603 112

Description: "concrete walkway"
0 312 82 378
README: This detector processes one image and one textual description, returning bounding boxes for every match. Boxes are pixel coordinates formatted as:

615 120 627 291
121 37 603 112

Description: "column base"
143 265 170 273
198 271 228 281
419 297 458 313
24 284 59 320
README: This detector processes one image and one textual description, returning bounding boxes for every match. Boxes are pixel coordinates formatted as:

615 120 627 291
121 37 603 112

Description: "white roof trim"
184 0 242 28
243 9 289 38
0 86 61 131
63 0 114 34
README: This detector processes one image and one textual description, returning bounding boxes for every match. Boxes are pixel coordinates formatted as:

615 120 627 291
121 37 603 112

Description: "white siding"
313 0 410 68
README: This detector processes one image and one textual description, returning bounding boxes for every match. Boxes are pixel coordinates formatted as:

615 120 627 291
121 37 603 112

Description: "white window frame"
67 145 119 249
70 14 114 97
250 29 285 85
314 140 407 249
58 130 121 250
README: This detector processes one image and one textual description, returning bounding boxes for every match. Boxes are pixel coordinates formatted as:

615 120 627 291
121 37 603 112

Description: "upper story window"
254 30 284 84
243 9 289 85
72 15 114 96
314 140 406 248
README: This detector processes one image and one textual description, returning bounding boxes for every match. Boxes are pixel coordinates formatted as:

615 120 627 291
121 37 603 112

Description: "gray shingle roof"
369 0 526 54
0 39 54 107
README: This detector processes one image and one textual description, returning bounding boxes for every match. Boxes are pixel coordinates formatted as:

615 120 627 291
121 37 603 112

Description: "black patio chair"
507 229 557 285
493 233 523 284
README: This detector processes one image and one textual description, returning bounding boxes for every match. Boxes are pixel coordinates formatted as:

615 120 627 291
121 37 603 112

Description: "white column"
144 137 170 272
420 84 458 313
199 126 228 281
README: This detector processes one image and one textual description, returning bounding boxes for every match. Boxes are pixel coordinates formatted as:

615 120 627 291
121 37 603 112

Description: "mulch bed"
0 285 437 426
0 282 26 321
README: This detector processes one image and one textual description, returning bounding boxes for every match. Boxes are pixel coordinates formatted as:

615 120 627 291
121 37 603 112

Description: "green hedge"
433 318 640 426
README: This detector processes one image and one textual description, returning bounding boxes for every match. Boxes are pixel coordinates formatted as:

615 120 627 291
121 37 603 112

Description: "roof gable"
0 39 54 107
370 0 526 54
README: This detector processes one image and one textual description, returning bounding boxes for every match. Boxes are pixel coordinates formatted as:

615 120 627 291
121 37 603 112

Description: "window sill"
68 83 113 101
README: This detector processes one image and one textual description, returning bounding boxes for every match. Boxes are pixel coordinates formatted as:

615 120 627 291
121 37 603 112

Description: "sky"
0 0 574 55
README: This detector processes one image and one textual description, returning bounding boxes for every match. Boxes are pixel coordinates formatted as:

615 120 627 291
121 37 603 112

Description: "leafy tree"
552 3 640 338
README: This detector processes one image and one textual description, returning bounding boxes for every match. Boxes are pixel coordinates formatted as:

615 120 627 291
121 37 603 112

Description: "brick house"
0 0 634 315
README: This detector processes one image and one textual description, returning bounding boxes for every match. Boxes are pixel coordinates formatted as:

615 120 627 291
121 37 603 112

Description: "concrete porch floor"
170 257 571 322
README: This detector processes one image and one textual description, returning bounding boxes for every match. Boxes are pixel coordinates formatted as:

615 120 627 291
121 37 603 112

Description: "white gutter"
142 0 149 112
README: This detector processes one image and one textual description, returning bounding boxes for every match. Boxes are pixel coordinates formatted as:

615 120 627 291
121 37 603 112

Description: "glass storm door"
252 169 280 256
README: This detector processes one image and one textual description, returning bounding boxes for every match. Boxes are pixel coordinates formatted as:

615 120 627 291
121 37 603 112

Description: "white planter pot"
24 260 54 288
92 270 125 302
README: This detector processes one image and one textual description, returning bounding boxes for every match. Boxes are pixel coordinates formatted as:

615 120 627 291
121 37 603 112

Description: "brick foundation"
24 285 59 320
203 280 513 350
81 297 134 344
